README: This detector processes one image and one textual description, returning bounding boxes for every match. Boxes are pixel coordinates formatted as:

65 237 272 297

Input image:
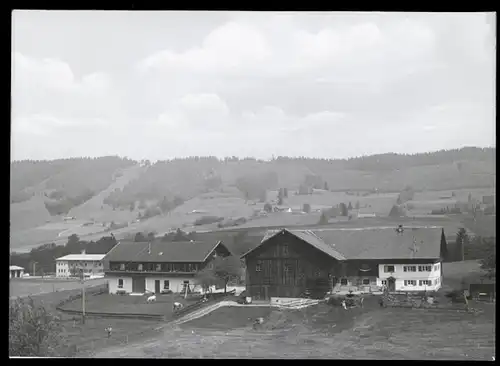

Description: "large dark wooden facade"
244 230 339 299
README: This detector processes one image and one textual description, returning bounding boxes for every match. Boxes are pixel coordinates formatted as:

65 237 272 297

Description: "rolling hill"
10 147 495 251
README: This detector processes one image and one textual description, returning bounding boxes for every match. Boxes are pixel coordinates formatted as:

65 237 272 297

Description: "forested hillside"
10 156 135 215
10 147 495 220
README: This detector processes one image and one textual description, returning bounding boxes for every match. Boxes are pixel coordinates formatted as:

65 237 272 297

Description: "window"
384 265 395 273
187 263 193 272
340 278 348 286
156 264 162 271
118 279 124 289
283 244 289 255
419 280 432 286
284 264 291 272
85 263 88 267
315 270 321 278
138 264 143 271
120 263 125 270
255 262 262 272
163 280 170 290
208 262 214 270
418 265 432 272
381 280 387 286
403 266 416 272
362 278 370 285
434 264 440 271
166 263 173 272
404 280 416 286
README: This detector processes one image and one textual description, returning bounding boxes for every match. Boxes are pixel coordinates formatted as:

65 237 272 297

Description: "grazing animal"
173 302 183 311
147 295 156 303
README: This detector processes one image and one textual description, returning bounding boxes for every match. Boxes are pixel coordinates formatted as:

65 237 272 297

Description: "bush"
9 298 62 357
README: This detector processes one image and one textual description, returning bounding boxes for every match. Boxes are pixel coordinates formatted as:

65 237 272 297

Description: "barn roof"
103 240 226 263
242 226 443 261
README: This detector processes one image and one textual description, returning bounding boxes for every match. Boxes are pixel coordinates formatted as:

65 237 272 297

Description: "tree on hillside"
318 211 329 225
138 200 146 210
468 192 472 203
134 232 147 242
355 201 360 210
147 232 156 241
339 203 348 216
440 229 448 261
283 188 288 198
263 203 273 213
67 234 80 248
277 189 284 206
455 228 468 262
9 298 62 357
129 202 135 212
479 238 496 279
205 255 243 294
348 202 353 210
324 182 329 191
388 205 405 218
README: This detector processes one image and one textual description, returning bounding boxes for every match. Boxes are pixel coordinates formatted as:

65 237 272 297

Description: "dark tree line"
10 234 118 275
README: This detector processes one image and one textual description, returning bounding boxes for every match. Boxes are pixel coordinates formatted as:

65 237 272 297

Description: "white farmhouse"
55 251 106 278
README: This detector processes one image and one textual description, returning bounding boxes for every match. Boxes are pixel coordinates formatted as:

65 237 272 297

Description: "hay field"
93 301 495 359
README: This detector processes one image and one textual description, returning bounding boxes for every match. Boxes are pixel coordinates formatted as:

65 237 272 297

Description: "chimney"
81 249 86 255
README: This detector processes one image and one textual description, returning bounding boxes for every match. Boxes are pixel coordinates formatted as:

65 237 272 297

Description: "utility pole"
81 268 86 324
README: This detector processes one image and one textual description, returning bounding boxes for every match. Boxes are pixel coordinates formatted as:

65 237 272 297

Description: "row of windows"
58 262 102 267
113 263 203 272
57 268 103 273
384 264 440 273
116 279 190 290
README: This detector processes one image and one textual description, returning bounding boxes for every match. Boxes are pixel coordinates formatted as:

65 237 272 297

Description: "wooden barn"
241 229 344 299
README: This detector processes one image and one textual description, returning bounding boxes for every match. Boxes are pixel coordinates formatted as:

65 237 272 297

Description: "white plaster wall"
107 275 133 294
145 277 196 293
377 262 442 291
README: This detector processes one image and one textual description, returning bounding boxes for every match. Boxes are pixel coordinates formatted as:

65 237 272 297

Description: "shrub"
9 297 62 357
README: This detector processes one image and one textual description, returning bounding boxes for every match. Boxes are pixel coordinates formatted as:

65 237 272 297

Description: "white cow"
173 302 183 311
147 295 156 303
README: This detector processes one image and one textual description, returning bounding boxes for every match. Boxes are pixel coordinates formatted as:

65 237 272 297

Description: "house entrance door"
155 280 161 293
388 277 396 292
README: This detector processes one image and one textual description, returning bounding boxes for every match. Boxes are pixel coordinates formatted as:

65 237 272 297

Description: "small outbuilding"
10 265 24 279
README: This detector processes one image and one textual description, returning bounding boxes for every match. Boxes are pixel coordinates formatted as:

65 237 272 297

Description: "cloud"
11 12 495 161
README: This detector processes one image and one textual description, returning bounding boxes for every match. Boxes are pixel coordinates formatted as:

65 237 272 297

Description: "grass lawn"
60 292 191 317
9 278 108 299
92 298 495 360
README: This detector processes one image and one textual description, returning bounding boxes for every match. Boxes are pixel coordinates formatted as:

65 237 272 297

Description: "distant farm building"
56 251 106 278
10 265 24 279
482 195 495 205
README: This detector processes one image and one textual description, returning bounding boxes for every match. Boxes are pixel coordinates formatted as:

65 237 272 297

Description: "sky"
11 11 496 161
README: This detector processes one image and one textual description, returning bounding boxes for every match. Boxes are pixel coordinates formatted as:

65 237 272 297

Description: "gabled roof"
10 265 24 271
56 254 106 261
242 226 443 261
103 240 226 263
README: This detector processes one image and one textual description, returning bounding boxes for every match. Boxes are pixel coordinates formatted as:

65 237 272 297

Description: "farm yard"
59 292 191 317
92 298 495 359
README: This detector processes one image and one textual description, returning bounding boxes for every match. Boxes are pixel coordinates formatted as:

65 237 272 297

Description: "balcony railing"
106 268 199 275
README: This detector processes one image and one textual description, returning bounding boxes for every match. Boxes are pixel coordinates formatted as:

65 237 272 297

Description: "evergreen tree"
440 229 448 261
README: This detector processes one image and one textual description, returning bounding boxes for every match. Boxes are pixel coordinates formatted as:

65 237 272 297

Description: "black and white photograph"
10 10 495 359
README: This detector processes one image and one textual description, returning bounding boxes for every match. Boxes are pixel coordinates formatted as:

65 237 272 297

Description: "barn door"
132 276 146 293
